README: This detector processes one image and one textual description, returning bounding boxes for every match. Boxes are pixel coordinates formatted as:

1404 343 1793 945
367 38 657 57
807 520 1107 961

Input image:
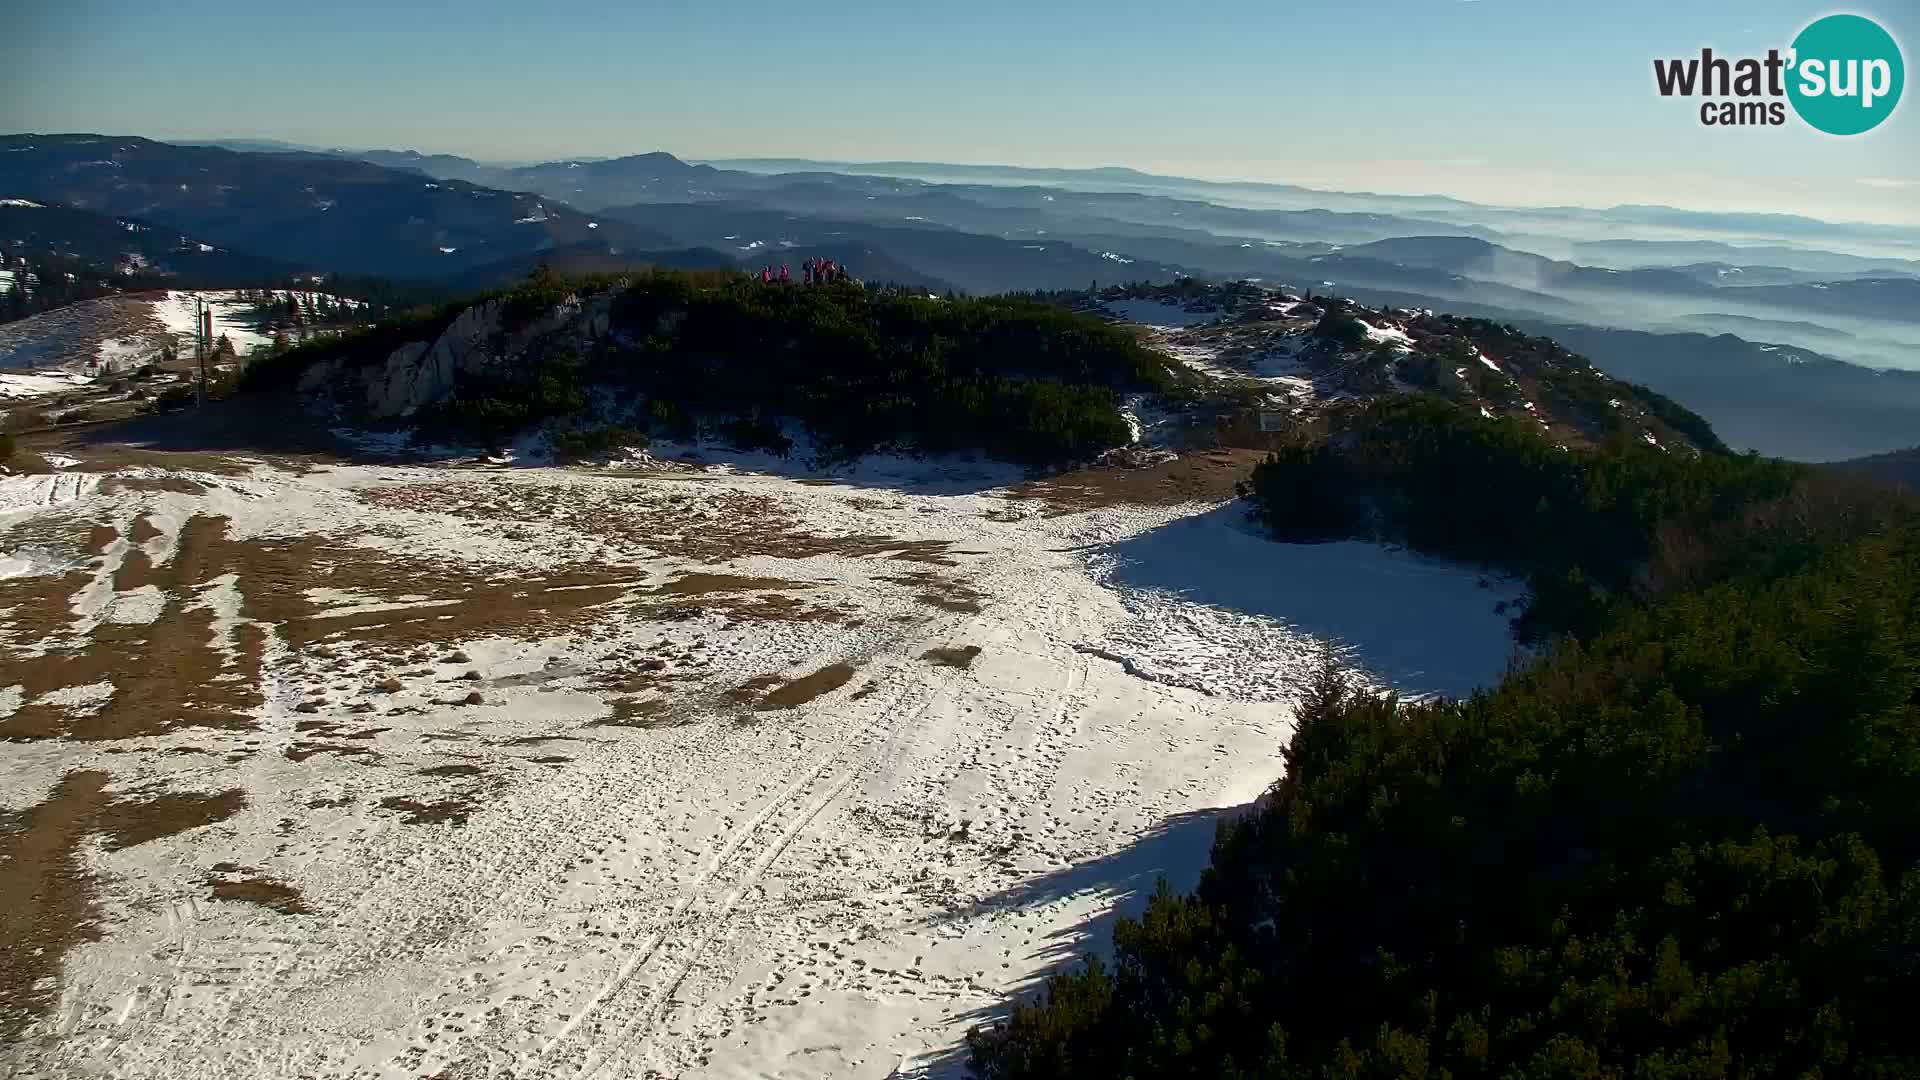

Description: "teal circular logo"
1788 14 1904 135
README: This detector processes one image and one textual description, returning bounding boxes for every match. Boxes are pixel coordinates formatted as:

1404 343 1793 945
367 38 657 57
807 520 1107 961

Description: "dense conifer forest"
968 396 1920 1078
245 269 1188 464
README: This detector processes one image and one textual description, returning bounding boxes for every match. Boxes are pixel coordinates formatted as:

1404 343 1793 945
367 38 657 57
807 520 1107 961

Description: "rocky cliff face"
297 292 619 417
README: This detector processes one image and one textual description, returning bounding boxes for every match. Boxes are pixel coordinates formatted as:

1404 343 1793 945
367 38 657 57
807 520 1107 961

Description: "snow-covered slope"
0 448 1515 1078
0 289 363 375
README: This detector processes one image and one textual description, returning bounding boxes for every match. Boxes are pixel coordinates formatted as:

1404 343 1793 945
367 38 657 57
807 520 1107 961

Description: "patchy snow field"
1 370 94 400
148 289 360 358
0 289 366 376
0 453 1516 1079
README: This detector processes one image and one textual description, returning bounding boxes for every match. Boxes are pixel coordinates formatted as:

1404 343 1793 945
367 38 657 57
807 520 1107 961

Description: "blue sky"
4 0 1915 222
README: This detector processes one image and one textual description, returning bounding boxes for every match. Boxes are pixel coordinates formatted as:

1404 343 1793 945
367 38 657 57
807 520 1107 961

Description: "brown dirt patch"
0 772 110 1040
657 573 806 597
0 514 266 741
362 482 960 566
1008 448 1265 514
756 663 858 710
378 794 479 826
922 645 983 670
887 571 987 615
593 696 673 728
724 675 785 706
1 510 650 742
284 742 376 763
417 763 483 778
125 515 164 545
650 574 844 625
111 551 156 593
206 865 309 915
95 787 246 850
99 475 208 496
0 771 247 1039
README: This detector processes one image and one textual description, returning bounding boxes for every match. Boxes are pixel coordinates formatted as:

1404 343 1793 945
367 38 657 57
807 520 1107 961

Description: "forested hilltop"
243 268 1191 465
969 392 1920 1075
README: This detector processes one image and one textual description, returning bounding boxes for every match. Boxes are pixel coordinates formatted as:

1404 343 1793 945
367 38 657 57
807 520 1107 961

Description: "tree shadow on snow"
907 804 1245 1079
56 396 1031 495
1099 503 1526 699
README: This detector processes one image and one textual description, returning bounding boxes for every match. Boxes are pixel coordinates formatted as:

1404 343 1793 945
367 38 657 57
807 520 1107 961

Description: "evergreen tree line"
249 269 1191 464
1238 396 1838 640
0 249 171 324
968 396 1920 1078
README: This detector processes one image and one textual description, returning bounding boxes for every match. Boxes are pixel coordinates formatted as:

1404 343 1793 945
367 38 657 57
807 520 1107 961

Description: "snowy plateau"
0 300 1524 1080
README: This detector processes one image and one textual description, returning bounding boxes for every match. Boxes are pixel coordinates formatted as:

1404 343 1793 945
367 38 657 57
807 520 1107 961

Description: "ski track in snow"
1 457 1515 1080
0 471 102 518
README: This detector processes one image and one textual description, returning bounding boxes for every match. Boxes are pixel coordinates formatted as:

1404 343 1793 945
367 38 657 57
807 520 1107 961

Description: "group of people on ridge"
758 257 850 285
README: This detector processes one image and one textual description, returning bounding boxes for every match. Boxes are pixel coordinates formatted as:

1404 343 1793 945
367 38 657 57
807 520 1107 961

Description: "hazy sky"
4 0 1916 223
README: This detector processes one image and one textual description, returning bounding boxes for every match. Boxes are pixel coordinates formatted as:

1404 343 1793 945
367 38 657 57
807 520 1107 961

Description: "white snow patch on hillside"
152 291 281 356
0 472 100 517
1158 337 1315 404
0 543 80 581
1478 351 1501 372
102 584 167 625
1118 393 1188 448
1 371 92 399
1359 320 1415 350
149 290 361 359
35 680 115 713
1093 505 1521 699
94 335 150 370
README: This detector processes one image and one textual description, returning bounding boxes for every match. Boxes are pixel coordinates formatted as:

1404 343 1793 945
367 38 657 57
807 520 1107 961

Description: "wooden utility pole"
194 298 210 410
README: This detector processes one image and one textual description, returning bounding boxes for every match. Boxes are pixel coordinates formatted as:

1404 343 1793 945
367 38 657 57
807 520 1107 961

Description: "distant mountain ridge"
0 135 696 279
1834 445 1920 491
8 133 1919 462
0 200 302 282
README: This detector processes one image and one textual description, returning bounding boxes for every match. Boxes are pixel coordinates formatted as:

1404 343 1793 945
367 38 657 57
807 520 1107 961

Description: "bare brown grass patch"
922 645 983 670
0 771 247 1038
378 794 479 826
756 663 858 710
1008 448 1264 514
206 864 309 915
